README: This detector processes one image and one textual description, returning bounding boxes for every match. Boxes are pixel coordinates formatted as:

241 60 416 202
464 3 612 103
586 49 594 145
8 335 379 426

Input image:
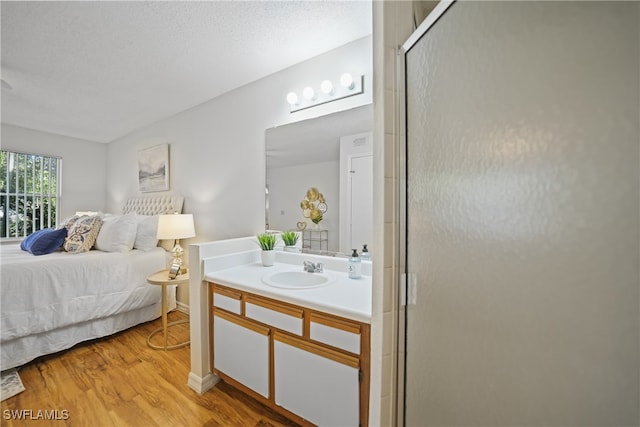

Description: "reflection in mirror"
266 104 373 258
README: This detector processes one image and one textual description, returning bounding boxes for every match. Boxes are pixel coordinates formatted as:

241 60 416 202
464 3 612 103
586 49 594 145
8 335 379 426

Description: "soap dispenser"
361 244 371 261
348 249 362 279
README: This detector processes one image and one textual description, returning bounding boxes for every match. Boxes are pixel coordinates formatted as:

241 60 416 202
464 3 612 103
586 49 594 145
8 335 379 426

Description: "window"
0 150 61 239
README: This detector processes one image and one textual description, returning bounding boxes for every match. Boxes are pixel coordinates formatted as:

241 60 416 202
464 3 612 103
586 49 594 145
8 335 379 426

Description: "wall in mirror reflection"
266 104 373 257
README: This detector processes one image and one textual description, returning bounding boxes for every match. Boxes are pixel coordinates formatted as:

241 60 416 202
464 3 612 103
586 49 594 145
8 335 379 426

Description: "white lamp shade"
157 214 195 240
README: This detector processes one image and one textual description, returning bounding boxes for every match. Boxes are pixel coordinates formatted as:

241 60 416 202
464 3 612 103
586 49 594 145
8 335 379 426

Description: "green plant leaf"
281 230 299 246
256 232 277 250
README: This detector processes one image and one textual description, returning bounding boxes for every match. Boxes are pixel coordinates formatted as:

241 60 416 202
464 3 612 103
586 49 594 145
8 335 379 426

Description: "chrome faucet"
303 260 323 273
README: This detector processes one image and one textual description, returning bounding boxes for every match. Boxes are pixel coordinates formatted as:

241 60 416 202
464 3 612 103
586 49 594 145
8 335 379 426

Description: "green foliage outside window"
0 150 60 238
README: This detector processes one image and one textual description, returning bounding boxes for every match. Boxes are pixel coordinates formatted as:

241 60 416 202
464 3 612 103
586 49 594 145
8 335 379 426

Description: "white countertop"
204 254 372 323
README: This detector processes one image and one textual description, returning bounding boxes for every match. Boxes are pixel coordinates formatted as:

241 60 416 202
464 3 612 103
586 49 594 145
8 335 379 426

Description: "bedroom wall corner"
1 123 108 219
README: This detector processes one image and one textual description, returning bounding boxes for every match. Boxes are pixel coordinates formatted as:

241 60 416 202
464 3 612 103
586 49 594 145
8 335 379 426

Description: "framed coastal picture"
138 144 169 192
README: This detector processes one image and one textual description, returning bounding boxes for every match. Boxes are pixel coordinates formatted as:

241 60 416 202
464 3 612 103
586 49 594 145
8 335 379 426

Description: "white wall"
1 123 107 220
267 160 340 252
105 35 372 302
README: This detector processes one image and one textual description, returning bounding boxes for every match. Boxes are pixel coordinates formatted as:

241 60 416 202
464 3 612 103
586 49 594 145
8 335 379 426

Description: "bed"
0 195 184 370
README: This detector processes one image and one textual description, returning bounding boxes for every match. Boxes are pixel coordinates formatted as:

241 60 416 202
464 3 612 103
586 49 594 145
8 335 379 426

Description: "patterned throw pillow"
64 215 103 254
58 215 81 231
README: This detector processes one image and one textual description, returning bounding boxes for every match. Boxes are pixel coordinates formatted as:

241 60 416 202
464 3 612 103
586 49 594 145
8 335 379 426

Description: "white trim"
176 301 190 315
187 371 219 395
401 0 455 53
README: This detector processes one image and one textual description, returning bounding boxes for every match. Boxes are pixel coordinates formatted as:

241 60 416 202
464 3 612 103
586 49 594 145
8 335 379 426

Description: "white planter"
261 250 275 266
284 246 299 253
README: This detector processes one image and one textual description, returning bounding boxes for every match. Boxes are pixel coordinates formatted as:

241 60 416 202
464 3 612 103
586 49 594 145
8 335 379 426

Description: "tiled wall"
371 1 414 425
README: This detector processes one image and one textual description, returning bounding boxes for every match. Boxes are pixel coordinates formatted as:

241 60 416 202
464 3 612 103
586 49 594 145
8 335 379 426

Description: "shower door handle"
400 272 417 307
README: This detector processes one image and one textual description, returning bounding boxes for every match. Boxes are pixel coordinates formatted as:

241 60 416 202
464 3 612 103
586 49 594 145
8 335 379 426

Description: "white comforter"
1 244 167 343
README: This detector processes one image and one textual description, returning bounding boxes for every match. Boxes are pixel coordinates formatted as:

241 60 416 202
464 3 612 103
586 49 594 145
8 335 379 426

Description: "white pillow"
134 215 159 251
94 213 137 253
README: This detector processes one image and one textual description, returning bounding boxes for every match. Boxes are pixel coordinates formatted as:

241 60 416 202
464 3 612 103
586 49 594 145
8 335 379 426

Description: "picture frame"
138 143 169 192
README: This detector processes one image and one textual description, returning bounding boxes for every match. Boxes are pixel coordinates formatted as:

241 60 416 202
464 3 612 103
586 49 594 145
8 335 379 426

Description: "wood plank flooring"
1 311 299 427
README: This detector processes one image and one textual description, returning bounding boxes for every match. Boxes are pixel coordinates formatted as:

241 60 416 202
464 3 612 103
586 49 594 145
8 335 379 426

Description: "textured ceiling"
0 1 372 143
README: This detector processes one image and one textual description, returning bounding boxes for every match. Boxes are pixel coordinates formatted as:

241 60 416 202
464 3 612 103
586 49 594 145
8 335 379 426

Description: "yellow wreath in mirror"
300 187 328 225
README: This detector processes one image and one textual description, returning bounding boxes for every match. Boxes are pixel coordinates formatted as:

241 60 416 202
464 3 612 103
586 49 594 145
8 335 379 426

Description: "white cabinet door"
274 333 360 426
213 312 270 398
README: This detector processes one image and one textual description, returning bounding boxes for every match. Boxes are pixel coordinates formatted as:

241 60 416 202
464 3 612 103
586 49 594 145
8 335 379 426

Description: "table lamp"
157 213 195 275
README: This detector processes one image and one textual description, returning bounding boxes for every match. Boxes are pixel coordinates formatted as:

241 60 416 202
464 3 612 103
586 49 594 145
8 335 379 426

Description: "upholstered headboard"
122 195 184 216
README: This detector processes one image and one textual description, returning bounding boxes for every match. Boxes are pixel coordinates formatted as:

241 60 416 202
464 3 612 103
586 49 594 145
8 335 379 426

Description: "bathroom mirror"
266 104 373 257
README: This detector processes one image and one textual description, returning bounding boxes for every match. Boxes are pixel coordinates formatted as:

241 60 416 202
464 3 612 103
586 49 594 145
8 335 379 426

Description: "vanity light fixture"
302 86 316 101
286 92 299 106
286 73 364 113
340 73 355 90
320 80 335 95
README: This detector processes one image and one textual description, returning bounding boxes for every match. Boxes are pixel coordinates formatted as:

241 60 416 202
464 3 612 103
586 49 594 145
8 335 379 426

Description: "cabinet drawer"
274 332 359 426
213 286 242 314
309 312 361 354
213 311 270 398
245 295 303 335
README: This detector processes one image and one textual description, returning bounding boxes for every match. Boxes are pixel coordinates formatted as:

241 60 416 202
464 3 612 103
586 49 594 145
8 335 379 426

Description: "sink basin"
262 269 335 289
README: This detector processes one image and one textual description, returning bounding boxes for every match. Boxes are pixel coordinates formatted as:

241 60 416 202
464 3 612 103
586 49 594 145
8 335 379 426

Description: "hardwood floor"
1 311 299 427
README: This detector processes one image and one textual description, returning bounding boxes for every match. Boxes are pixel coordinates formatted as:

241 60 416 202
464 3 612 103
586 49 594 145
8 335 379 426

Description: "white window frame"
1 150 62 239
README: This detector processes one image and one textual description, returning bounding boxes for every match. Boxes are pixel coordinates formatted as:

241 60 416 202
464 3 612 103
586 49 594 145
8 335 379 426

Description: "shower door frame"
396 2 455 425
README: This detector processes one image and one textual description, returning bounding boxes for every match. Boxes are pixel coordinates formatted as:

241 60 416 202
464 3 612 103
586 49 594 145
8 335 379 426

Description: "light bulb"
302 86 316 101
286 92 299 105
320 80 334 95
340 73 354 89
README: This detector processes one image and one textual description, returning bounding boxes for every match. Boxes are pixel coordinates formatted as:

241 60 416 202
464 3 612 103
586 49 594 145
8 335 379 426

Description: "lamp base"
169 241 188 275
169 258 188 276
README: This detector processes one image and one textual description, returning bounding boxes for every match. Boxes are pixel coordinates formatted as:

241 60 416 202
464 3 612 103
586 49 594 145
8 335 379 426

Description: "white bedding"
0 244 173 369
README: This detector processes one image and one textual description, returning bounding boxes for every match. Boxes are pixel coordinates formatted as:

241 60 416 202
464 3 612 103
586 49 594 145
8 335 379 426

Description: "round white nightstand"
146 269 190 350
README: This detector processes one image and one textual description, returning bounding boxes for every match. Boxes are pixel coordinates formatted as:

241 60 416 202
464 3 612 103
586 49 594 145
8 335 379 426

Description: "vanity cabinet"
245 294 304 335
209 283 370 427
309 312 361 354
213 310 269 397
274 331 360 426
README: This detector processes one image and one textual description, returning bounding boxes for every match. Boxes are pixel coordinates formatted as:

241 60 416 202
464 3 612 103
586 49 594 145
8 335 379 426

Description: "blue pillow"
20 228 68 256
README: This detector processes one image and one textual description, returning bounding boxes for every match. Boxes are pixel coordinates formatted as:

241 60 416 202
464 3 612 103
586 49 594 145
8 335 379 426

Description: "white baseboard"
187 372 219 394
176 301 190 314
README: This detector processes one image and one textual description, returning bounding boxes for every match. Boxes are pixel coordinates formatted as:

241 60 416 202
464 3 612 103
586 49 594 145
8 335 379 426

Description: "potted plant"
257 232 277 266
281 230 299 252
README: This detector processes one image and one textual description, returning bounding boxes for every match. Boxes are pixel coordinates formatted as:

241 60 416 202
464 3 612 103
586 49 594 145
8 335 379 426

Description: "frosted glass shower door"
403 2 639 426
